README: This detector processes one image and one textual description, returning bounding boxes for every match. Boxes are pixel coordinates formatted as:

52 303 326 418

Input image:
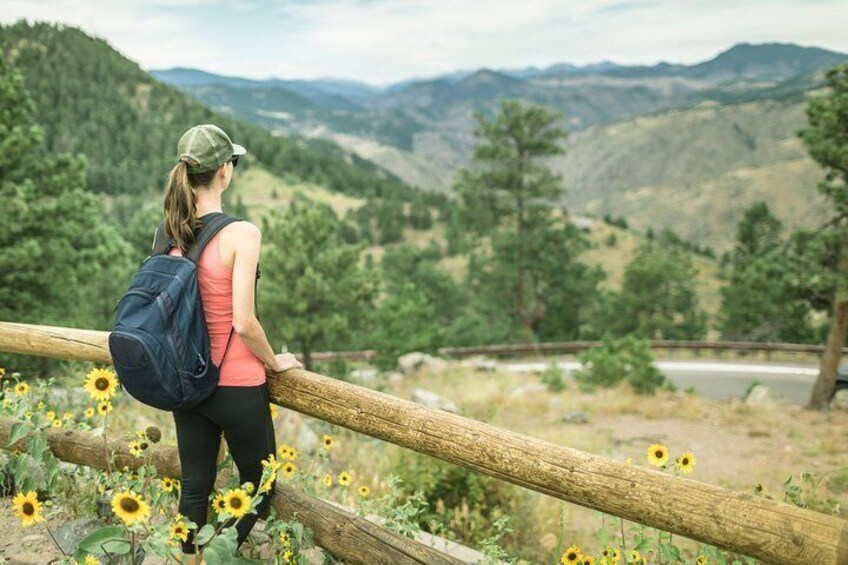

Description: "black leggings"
172 382 276 554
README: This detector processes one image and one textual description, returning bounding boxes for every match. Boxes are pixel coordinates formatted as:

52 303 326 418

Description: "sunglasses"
229 155 240 168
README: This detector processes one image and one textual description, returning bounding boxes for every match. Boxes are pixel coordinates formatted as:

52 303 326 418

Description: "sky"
2 0 847 86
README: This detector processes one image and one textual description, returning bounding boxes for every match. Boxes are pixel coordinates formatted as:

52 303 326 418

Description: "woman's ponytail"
163 158 217 254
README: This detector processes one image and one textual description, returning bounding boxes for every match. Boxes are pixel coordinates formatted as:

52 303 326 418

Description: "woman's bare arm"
229 222 300 373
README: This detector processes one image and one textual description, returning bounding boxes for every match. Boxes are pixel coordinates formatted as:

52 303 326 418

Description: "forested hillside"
0 21 416 201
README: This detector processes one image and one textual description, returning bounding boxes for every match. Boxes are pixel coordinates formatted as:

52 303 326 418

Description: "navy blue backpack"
108 212 240 411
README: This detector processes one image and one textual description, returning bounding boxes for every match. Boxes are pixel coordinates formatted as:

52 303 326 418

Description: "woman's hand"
268 353 303 373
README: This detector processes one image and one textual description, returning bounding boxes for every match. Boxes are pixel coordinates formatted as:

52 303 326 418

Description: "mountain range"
152 42 846 249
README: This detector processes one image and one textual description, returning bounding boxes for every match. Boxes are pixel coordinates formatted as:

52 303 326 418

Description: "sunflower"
646 444 668 467
283 550 294 564
223 488 251 519
629 550 642 564
85 556 99 565
269 403 278 419
63 411 73 421
337 471 351 486
128 440 143 457
279 531 290 545
561 545 581 564
52 419 62 428
612 549 621 561
98 401 113 415
212 493 228 514
2 399 11 408
0 367 5 378
262 453 282 472
282 462 297 479
358 485 370 497
84 368 119 402
696 557 707 565
160 477 178 493
322 435 334 450
260 471 277 493
170 520 189 542
278 444 298 461
322 473 333 487
677 451 696 474
15 382 29 395
582 557 596 565
84 407 95 418
244 482 255 495
13 491 45 527
46 410 55 421
111 491 150 525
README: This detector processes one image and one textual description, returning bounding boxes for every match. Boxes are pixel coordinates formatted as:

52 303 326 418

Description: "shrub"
539 362 567 393
574 336 669 395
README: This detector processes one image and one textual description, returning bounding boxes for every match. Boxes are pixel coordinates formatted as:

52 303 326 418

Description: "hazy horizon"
3 0 848 86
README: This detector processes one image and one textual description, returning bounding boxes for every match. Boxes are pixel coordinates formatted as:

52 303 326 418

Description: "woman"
162 124 302 562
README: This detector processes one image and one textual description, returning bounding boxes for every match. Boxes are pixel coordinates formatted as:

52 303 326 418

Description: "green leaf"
195 524 215 546
45 456 60 487
7 422 27 448
202 546 224 565
78 525 130 555
30 436 48 461
660 543 682 562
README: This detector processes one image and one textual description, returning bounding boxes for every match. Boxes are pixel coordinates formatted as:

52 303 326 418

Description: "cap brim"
232 143 247 156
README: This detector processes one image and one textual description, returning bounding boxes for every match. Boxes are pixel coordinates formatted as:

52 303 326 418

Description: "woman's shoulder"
219 219 261 252
224 219 260 238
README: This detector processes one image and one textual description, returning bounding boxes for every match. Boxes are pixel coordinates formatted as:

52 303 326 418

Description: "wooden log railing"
1 322 847 565
0 418 463 565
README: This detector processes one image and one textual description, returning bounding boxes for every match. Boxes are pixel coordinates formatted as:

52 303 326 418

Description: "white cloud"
2 0 846 85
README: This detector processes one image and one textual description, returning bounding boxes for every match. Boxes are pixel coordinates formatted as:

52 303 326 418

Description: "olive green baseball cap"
177 124 247 173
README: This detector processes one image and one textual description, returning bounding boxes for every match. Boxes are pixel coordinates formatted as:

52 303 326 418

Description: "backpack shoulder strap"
186 213 241 263
151 220 173 256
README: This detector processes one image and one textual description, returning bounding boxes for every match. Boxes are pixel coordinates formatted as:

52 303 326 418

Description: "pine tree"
453 99 598 338
0 50 134 374
799 64 848 408
259 198 377 370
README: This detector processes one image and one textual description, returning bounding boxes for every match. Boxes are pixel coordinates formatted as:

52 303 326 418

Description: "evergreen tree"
718 202 813 342
259 198 377 370
454 99 598 338
0 50 134 374
610 242 707 340
798 64 848 408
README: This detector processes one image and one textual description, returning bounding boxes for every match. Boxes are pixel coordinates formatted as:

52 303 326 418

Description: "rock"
460 356 498 372
561 411 590 424
386 372 404 386
20 534 44 545
52 517 102 555
744 384 782 407
8 551 46 565
397 352 448 376
350 368 378 384
832 389 848 411
509 383 547 398
410 388 459 413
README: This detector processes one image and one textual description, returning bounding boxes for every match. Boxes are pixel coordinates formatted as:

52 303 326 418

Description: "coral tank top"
167 229 266 386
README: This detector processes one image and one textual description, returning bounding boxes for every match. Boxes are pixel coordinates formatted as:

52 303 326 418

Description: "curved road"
502 359 820 405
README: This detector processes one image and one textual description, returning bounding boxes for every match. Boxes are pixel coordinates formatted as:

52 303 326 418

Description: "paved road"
502 360 820 405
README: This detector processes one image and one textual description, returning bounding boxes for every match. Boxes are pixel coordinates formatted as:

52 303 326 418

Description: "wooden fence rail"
1 322 847 565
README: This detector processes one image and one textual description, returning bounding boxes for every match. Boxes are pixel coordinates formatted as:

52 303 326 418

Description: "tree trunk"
807 295 848 409
807 224 848 410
